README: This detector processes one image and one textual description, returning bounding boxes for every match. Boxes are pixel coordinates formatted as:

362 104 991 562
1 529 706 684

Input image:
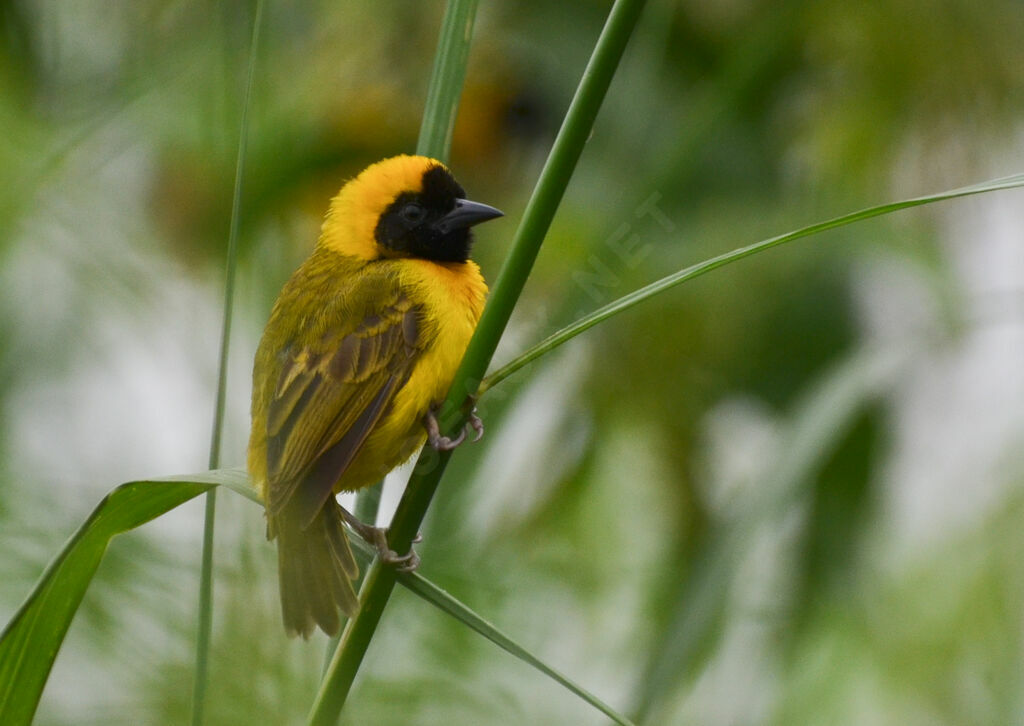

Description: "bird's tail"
268 497 360 638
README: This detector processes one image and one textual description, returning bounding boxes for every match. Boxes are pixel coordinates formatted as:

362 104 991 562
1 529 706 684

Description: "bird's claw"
365 525 421 573
382 547 421 573
424 407 484 451
338 508 421 573
383 531 423 572
431 426 467 452
467 409 484 442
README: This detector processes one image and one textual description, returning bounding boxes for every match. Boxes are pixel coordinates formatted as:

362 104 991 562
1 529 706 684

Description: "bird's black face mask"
375 166 502 263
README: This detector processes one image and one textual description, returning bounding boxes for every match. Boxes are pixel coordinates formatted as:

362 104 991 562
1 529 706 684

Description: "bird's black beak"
435 199 504 234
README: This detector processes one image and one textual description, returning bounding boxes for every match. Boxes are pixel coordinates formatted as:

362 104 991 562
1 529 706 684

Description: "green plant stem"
190 2 263 725
416 0 480 160
191 491 217 726
477 172 1024 396
391 0 648 546
308 1 648 723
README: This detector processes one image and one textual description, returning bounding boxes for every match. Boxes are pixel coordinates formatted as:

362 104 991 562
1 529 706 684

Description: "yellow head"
318 154 502 263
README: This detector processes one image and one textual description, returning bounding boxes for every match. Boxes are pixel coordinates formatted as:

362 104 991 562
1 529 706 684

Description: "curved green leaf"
1 465 627 726
479 173 1024 394
399 572 636 726
324 530 633 722
0 468 252 726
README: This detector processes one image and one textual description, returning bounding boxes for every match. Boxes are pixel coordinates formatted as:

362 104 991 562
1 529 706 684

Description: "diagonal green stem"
308 0 648 723
191 2 263 724
478 172 1024 395
389 0 648 554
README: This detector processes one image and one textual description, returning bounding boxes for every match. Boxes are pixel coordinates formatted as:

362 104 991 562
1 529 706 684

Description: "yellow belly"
334 258 486 491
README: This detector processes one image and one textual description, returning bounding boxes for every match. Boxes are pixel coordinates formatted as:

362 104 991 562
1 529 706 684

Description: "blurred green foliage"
1 0 1022 724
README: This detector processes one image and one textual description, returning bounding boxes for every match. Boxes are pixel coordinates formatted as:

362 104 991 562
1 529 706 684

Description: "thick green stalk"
390 0 649 547
191 2 263 724
308 0 648 723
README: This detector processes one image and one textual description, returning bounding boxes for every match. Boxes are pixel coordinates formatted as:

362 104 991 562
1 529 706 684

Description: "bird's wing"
264 289 424 527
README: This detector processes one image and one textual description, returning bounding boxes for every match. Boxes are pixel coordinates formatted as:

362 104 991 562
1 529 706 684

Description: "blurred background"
1 0 1023 724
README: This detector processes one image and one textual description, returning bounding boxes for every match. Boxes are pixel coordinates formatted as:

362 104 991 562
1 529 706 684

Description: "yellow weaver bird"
247 155 502 638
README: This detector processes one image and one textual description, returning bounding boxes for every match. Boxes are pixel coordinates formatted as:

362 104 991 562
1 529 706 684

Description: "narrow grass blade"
416 0 480 161
0 469 250 726
479 173 1024 394
309 1 649 723
325 528 635 721
399 572 636 726
191 3 264 724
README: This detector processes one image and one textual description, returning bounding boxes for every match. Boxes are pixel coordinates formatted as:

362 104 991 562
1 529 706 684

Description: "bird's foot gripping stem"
338 507 421 573
424 406 484 452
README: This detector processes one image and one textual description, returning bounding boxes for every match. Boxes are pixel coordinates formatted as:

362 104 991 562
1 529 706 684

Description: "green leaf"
308 509 632 721
6 464 629 726
340 531 634 722
0 469 252 726
303 516 633 721
479 173 1024 394
399 572 636 726
6 461 630 726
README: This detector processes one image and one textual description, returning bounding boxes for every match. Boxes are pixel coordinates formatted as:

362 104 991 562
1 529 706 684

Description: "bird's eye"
401 203 425 223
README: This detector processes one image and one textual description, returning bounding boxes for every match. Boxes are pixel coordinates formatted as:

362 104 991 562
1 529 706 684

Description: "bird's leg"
424 407 466 451
424 405 485 450
337 506 420 573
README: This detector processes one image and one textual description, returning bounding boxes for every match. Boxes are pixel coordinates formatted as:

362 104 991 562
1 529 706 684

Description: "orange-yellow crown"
318 155 446 260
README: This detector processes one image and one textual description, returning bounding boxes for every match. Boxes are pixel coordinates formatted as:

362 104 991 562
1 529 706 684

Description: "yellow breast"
336 258 487 489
